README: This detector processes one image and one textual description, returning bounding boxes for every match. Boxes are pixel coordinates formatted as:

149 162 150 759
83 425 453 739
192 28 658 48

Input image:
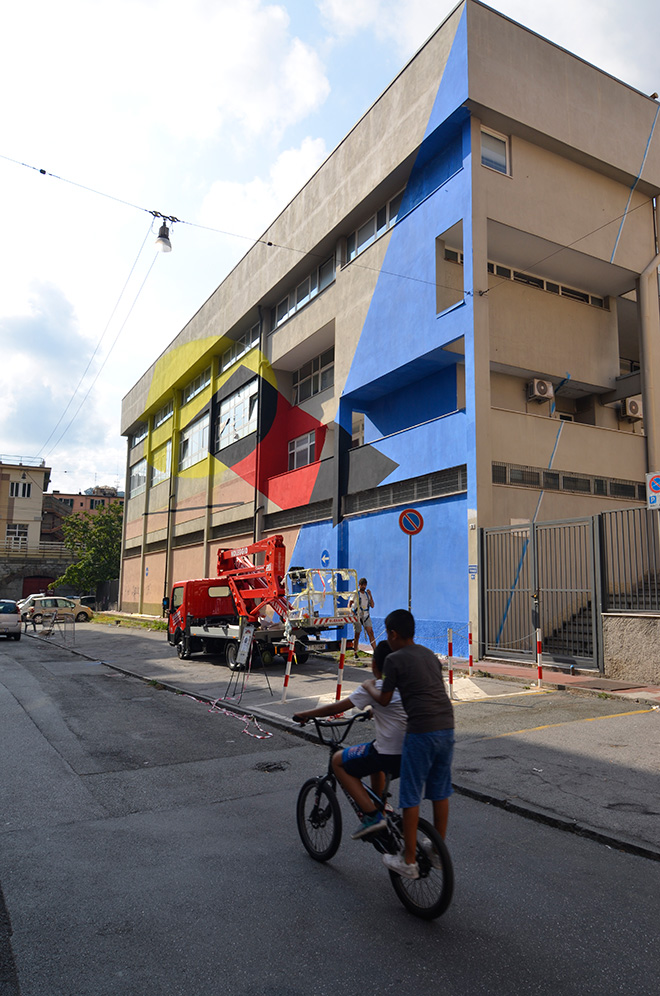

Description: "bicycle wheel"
296 778 342 862
387 816 454 919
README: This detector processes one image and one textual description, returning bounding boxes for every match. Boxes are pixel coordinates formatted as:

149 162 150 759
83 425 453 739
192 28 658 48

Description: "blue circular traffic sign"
399 508 424 535
649 475 660 493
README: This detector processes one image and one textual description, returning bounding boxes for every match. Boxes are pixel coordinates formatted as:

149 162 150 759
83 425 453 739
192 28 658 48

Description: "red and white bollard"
447 627 454 700
336 637 347 701
468 621 474 676
536 628 543 687
280 637 296 703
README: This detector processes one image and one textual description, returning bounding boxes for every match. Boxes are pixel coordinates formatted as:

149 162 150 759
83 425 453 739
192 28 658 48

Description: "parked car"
74 595 97 611
21 596 93 624
0 599 21 640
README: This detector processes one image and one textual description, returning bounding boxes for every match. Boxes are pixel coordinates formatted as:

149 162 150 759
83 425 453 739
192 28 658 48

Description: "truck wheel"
177 639 190 660
295 638 310 664
225 640 242 671
258 643 276 667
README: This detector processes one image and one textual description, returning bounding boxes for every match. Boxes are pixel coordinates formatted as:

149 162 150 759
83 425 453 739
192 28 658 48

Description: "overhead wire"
2 149 653 302
43 246 160 458
37 220 155 456
2 147 656 461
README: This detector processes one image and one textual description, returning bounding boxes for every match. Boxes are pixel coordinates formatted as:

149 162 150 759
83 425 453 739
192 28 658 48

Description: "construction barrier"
447 627 454 699
536 628 543 687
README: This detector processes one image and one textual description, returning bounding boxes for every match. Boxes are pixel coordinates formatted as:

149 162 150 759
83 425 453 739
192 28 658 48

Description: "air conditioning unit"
620 397 644 421
527 379 555 402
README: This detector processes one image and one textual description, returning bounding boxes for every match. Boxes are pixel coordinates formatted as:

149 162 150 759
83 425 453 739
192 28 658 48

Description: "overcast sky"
1 0 658 495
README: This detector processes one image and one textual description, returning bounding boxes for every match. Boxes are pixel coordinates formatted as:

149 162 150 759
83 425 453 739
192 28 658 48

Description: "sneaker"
351 812 387 839
420 836 442 869
382 852 420 879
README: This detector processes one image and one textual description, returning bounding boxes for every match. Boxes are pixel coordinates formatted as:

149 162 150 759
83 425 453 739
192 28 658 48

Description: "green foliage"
51 502 124 592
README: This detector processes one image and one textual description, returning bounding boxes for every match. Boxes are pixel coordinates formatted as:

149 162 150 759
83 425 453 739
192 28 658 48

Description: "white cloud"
0 0 330 160
318 0 449 56
199 136 328 244
317 0 660 94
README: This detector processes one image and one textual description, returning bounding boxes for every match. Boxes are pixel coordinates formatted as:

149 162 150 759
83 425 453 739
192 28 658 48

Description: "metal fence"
482 506 660 670
601 506 660 611
482 517 599 668
1 541 72 560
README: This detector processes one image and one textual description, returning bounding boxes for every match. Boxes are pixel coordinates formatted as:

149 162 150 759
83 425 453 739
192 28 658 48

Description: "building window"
182 367 211 405
270 257 336 331
179 413 210 470
5 523 28 548
154 400 174 427
292 348 334 405
130 423 148 448
346 190 404 263
129 458 147 497
151 440 172 487
90 498 106 509
215 379 258 451
481 129 509 174
10 481 32 498
220 322 260 373
288 431 316 471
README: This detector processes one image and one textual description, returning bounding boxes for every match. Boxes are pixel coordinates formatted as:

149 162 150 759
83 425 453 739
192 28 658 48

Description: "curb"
451 783 660 863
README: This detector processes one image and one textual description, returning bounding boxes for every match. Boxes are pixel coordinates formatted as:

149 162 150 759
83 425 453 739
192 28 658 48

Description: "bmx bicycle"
294 710 454 920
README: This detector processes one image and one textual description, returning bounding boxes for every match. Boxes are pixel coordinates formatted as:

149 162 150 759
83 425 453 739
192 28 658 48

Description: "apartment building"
0 456 51 552
119 0 660 654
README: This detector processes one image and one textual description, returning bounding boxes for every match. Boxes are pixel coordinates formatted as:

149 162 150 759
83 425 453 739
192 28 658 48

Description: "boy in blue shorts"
363 609 454 879
293 641 407 839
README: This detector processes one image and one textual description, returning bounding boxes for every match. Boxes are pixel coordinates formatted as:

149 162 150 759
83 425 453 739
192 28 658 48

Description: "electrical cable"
1 148 654 299
43 250 160 458
37 220 155 456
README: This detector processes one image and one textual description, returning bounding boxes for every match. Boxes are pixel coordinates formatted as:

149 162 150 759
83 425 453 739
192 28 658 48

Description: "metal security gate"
481 518 600 669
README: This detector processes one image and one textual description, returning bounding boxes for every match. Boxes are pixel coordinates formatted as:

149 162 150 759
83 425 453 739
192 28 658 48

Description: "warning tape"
183 693 273 739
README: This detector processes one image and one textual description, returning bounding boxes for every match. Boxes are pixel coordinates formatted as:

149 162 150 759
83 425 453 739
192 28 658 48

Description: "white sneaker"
383 852 419 879
420 836 442 869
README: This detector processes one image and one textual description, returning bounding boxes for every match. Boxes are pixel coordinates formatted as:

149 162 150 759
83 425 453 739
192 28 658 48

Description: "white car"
0 599 22 640
21 595 93 624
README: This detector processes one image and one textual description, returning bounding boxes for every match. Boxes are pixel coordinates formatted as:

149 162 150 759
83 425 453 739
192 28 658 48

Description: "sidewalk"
450 657 660 704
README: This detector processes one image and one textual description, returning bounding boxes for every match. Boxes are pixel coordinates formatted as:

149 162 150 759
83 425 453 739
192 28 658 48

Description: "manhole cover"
253 761 290 773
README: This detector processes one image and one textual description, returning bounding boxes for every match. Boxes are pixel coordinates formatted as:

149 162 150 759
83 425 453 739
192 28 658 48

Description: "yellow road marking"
475 707 657 740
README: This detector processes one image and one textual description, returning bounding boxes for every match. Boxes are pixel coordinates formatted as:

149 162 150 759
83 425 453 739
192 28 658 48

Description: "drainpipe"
639 199 660 472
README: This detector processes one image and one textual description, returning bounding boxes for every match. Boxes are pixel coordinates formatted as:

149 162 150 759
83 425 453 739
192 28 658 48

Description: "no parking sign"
646 473 660 508
399 508 423 611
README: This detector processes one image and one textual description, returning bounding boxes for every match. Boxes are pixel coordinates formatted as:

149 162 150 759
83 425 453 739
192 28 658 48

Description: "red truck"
164 536 314 667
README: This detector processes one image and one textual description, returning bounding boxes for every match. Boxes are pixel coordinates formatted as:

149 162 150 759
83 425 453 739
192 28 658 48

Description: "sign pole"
399 508 424 615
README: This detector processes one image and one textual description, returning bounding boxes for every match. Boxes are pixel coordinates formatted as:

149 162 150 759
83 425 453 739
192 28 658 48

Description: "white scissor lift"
280 567 358 702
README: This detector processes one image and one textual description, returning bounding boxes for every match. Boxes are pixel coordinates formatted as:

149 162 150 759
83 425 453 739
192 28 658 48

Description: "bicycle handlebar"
293 709 372 747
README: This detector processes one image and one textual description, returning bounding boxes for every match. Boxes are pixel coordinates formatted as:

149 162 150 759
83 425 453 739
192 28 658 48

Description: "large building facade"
120 1 660 655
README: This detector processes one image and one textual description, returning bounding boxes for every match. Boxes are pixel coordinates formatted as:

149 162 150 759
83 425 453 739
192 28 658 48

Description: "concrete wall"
603 613 660 684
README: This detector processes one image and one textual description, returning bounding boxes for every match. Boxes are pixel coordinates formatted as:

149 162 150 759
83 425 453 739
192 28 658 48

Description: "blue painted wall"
289 8 473 658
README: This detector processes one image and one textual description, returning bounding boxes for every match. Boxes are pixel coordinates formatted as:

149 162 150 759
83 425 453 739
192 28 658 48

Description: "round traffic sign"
399 508 424 535
649 475 660 493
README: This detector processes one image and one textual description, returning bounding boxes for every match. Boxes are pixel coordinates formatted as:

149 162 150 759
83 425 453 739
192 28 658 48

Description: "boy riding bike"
293 641 406 839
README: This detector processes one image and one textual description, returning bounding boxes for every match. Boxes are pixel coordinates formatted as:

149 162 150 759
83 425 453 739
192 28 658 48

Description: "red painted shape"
229 389 327 509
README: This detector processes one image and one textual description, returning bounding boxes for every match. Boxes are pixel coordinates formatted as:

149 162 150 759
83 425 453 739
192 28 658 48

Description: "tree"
52 501 124 592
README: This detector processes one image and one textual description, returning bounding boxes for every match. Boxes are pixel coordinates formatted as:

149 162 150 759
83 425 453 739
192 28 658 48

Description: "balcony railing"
1 541 73 560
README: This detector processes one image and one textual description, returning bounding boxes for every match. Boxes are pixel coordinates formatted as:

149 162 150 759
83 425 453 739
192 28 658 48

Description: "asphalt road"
1 632 659 995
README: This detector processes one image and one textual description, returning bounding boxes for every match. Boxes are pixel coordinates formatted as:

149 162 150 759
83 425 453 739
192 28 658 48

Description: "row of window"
270 257 335 331
130 386 321 496
346 190 403 263
493 462 645 501
9 481 32 498
445 247 608 310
